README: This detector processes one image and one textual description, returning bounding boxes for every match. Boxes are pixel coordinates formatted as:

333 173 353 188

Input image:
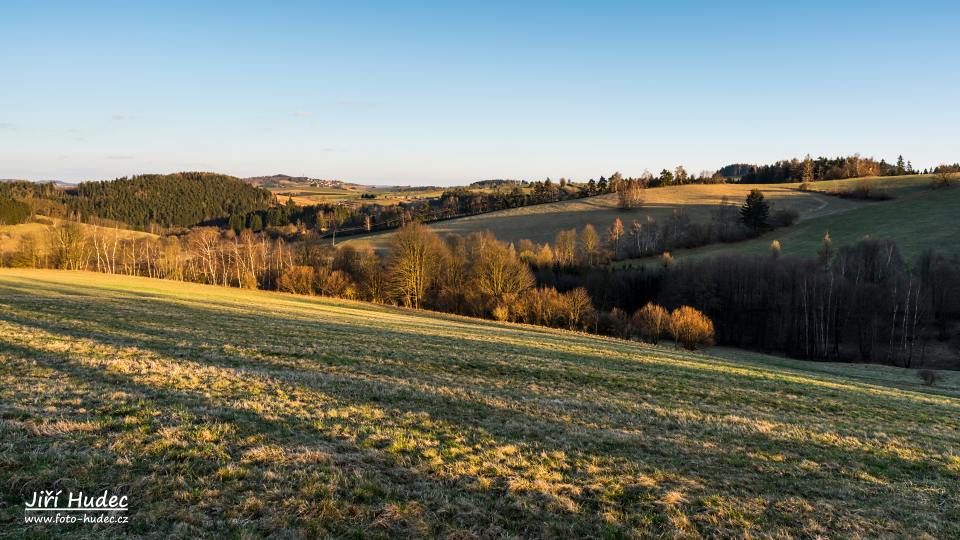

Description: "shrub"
769 208 799 228
917 369 940 387
277 265 315 295
599 307 630 338
516 287 566 326
661 251 675 269
669 306 715 350
317 268 355 298
836 180 893 200
632 303 669 344
770 239 782 259
491 304 510 322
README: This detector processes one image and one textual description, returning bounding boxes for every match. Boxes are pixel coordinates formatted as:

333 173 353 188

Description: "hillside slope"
1 270 958 538
348 183 863 249
0 217 157 254
642 180 960 263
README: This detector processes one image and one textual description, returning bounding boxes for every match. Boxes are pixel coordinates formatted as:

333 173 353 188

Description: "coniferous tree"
739 189 770 232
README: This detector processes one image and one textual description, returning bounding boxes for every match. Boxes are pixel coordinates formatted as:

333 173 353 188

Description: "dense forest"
541 240 958 367
0 173 275 231
0 196 32 225
69 172 274 229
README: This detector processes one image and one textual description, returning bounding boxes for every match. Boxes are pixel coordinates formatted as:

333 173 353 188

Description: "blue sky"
1 1 957 184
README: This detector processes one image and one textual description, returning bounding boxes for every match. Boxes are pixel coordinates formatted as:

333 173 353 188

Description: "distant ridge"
1 179 76 188
243 174 361 189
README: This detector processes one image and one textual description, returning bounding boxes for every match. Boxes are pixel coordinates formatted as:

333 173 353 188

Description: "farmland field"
348 183 865 250
270 185 449 207
1 269 958 538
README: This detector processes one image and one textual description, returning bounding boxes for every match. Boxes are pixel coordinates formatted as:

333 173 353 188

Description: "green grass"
348 183 864 250
630 179 960 264
802 173 942 197
1 269 958 538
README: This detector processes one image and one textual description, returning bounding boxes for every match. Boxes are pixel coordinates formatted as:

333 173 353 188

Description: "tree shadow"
2 275 959 537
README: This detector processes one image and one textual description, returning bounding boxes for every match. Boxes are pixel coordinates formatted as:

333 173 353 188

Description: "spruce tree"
739 189 770 232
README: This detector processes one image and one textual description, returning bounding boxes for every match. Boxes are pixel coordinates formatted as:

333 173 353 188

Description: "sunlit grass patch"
0 269 958 538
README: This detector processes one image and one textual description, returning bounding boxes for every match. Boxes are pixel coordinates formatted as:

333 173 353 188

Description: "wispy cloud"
293 111 313 118
0 122 15 129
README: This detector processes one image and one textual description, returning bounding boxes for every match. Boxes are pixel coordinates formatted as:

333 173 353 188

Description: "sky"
1 1 958 185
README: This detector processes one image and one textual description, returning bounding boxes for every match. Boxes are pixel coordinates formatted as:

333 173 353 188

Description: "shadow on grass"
2 275 959 536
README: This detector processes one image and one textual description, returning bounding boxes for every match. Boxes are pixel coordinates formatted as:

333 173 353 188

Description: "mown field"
1 269 958 538
348 183 864 250
636 175 960 264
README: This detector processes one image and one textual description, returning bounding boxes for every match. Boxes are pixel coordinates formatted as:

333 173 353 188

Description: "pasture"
639 176 960 264
348 183 865 250
1 269 957 538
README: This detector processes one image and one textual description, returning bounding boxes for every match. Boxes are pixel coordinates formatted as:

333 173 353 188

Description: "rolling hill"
0 217 157 254
1 269 958 537
347 182 867 250
633 175 960 264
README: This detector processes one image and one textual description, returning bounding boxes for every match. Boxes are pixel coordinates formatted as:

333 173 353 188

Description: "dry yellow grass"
0 218 156 254
1 269 958 538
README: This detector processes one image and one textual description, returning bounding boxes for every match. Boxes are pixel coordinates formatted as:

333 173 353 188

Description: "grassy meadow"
348 183 864 250
0 218 157 255
1 269 958 538
629 175 960 265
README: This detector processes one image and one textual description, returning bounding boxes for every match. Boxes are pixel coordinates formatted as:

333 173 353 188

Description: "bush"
769 208 799 228
491 304 510 322
661 252 675 269
632 303 669 344
669 306 715 350
317 268 356 298
516 287 566 326
836 180 893 200
599 308 630 338
277 265 315 295
917 369 940 387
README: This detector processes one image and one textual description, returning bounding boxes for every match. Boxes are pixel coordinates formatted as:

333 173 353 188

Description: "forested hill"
66 172 275 228
0 172 274 230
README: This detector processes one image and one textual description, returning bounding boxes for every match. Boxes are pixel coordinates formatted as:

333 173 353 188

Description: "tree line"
1 219 721 350
721 154 925 183
0 196 31 225
4 207 959 366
